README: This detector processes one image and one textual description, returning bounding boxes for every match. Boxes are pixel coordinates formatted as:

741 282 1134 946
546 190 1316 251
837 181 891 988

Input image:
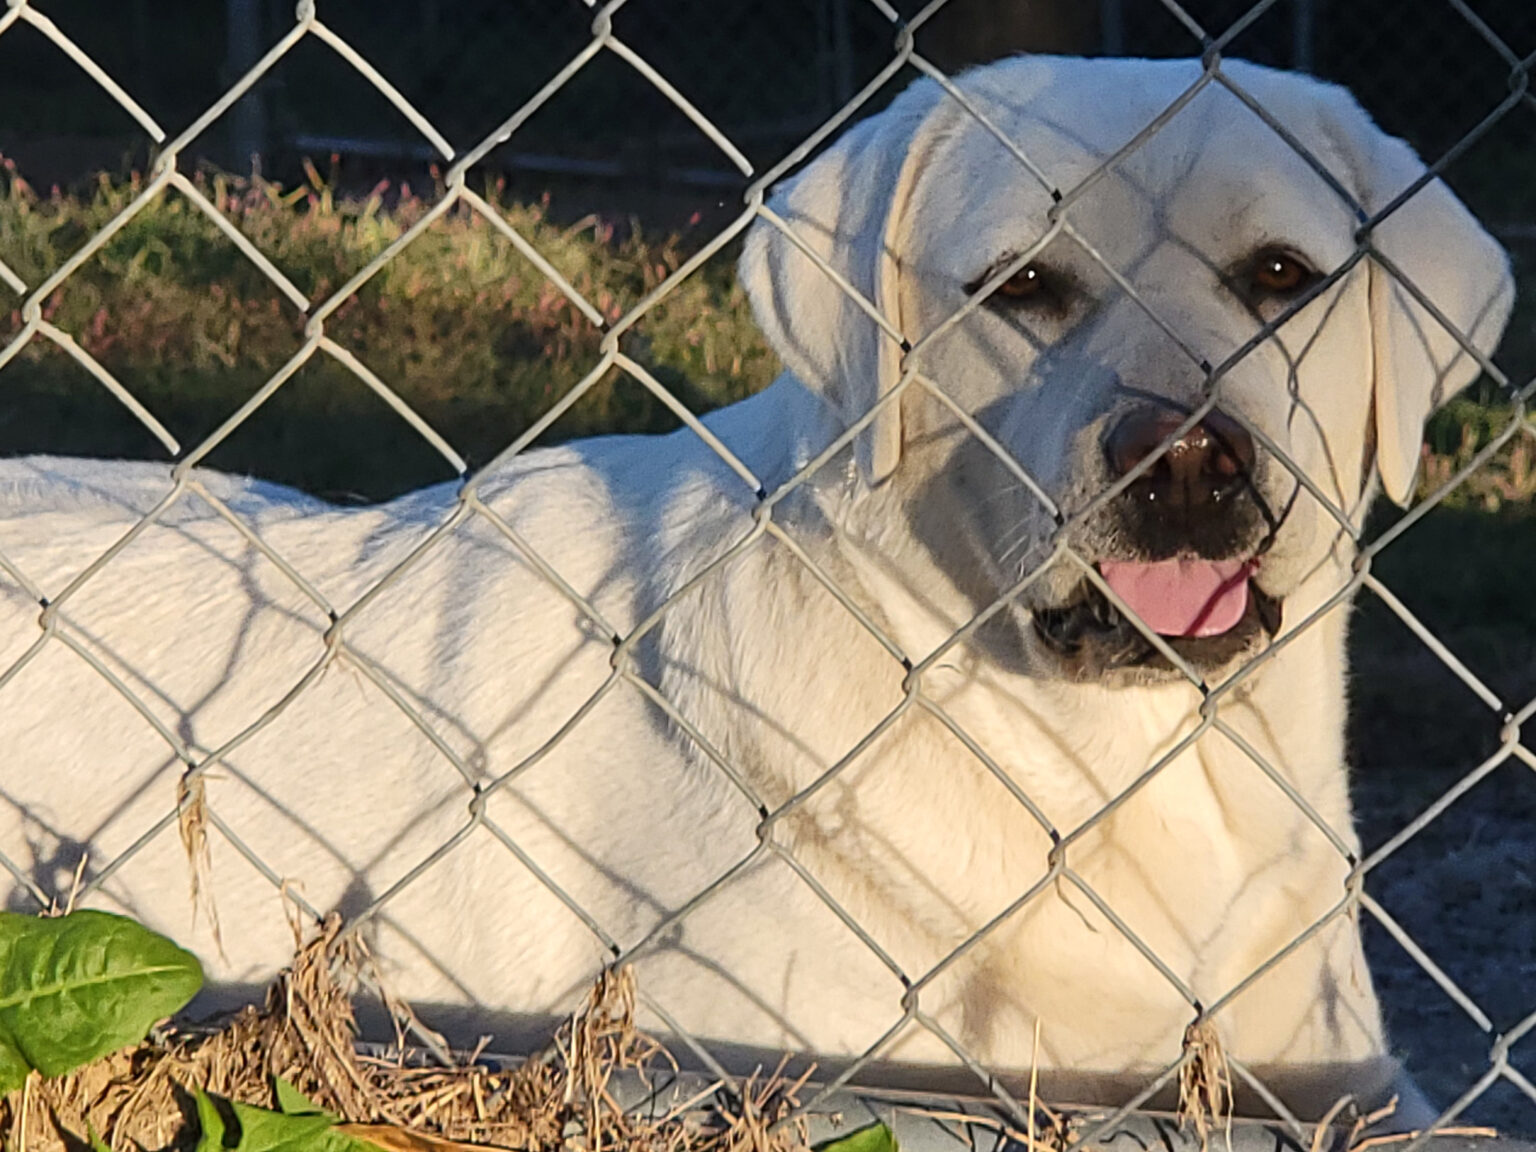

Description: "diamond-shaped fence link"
0 0 1532 1148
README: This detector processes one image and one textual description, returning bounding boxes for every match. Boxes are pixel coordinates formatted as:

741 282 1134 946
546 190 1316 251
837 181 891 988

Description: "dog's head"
740 56 1513 681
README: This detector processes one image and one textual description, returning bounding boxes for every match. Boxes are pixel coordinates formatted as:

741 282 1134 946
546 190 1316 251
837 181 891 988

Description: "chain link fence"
0 0 1532 1148
7 3 1533 213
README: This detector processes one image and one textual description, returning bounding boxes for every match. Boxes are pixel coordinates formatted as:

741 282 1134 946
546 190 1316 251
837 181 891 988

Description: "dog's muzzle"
1033 406 1284 676
1034 570 1283 675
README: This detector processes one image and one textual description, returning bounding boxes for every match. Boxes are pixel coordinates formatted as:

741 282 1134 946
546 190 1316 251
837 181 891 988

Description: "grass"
0 162 1531 501
0 161 778 500
1352 499 1536 789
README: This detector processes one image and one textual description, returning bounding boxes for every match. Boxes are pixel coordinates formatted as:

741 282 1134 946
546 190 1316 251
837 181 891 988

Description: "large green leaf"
273 1077 329 1118
192 1086 374 1152
0 910 203 1092
816 1122 898 1152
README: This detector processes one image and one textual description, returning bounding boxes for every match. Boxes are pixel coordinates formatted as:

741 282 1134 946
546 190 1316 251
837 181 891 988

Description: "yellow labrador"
0 56 1512 1122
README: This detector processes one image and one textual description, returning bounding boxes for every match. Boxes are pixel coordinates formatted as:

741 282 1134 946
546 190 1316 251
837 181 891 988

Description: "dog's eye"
1246 248 1319 299
995 265 1046 301
970 262 1070 311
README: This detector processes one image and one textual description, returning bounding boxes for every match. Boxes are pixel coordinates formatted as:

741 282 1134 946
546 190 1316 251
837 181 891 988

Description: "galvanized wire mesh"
0 1 1532 1149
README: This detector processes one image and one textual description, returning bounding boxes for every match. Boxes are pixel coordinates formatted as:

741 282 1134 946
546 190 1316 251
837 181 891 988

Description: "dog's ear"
739 82 948 486
1324 95 1514 506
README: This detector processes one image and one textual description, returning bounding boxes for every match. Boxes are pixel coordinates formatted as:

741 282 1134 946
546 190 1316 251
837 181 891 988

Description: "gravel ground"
1349 501 1536 1139
1356 766 1536 1138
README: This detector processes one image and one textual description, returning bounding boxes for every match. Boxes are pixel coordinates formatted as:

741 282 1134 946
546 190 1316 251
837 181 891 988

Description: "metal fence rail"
0 1 1532 1149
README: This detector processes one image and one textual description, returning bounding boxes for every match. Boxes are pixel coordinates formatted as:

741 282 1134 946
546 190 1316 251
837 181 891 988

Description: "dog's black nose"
1104 407 1255 506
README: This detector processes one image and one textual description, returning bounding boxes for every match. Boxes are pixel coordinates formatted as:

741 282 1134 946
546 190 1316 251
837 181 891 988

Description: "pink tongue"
1098 558 1255 638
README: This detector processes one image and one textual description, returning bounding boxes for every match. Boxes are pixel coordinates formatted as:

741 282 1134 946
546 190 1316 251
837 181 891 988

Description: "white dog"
0 56 1512 1123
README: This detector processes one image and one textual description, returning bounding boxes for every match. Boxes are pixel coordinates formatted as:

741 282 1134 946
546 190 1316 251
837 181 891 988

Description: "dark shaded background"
3 0 1533 235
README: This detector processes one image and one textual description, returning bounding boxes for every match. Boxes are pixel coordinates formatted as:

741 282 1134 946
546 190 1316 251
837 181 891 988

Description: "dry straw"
0 919 811 1152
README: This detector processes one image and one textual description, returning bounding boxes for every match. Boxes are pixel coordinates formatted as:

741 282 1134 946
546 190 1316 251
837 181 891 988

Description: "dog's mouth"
1032 556 1283 675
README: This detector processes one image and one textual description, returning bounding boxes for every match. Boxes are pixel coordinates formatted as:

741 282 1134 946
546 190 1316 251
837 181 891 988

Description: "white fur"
0 57 1512 1121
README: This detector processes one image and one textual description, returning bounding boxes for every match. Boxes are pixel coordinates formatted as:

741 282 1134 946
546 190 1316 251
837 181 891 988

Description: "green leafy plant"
0 910 202 1094
191 1079 374 1152
816 1121 898 1152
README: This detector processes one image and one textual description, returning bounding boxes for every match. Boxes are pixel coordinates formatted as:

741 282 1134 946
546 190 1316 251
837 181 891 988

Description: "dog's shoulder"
475 384 805 570
0 455 333 524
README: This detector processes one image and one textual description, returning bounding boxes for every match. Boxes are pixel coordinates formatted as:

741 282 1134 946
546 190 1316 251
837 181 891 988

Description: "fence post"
225 0 267 172
1100 0 1125 55
1293 0 1315 73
